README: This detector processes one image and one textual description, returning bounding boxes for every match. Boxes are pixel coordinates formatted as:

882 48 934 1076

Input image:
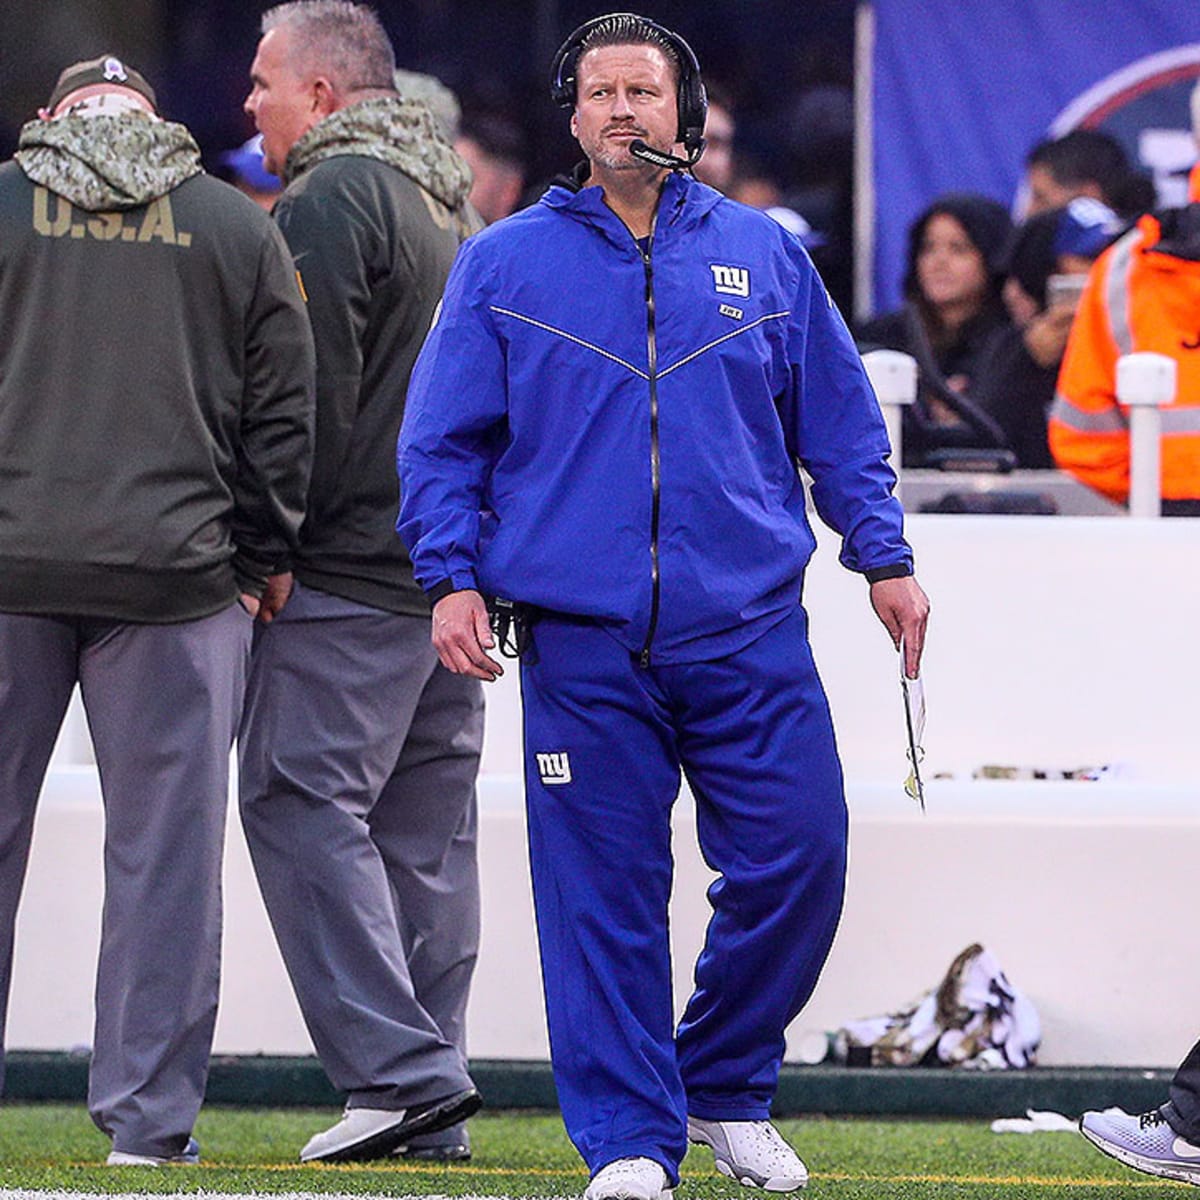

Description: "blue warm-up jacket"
398 170 912 665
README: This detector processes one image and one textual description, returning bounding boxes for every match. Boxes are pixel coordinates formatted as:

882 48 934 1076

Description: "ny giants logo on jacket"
710 263 750 298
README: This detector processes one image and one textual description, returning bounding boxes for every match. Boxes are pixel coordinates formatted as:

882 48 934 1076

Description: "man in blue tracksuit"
398 14 929 1200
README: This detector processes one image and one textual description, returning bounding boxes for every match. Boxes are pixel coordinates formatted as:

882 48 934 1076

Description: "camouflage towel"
834 943 1041 1070
16 112 202 212
283 95 472 211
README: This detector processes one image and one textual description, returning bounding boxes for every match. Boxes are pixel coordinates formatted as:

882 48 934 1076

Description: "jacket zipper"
639 224 661 668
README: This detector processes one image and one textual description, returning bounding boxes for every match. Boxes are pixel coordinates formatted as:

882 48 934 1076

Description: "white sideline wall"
10 514 1200 1068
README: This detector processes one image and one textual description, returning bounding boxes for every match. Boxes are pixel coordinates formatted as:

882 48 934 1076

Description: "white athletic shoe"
301 1108 409 1162
1080 1107 1200 1186
106 1136 200 1166
584 1156 674 1200
687 1117 808 1191
300 1088 482 1163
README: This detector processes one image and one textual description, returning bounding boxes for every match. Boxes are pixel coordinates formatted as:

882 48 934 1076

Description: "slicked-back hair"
577 13 680 86
261 1 396 92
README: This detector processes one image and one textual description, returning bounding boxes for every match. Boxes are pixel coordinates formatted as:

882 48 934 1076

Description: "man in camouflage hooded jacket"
238 0 485 1165
0 56 315 1164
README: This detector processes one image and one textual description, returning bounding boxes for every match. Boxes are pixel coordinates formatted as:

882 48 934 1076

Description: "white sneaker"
106 1136 200 1166
1080 1108 1200 1185
300 1088 481 1162
584 1156 674 1200
302 1108 409 1162
687 1117 808 1191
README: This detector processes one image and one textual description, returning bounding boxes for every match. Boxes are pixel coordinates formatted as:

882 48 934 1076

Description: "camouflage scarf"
283 95 472 211
16 112 203 212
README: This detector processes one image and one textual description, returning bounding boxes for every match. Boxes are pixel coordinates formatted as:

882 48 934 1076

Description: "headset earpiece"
677 73 708 158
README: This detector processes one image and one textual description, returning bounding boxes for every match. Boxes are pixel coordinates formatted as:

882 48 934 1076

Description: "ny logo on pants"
536 751 572 785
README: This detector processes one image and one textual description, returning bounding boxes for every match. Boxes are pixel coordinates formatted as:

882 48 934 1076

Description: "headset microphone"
628 139 703 171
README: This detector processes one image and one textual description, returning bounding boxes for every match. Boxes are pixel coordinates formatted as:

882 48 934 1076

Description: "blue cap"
1053 197 1121 258
219 134 280 193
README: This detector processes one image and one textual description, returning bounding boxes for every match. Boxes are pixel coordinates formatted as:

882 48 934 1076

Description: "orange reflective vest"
1048 208 1200 503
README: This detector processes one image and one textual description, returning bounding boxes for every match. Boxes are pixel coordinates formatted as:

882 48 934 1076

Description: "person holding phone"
973 198 1121 468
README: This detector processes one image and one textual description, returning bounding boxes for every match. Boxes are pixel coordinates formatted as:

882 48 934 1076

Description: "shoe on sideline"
106 1135 200 1166
1079 1107 1200 1186
584 1156 674 1200
687 1117 808 1191
300 1086 481 1163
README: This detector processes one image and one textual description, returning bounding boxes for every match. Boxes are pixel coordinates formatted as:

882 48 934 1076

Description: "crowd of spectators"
0 0 859 306
4 2 1195 502
855 122 1200 501
193 5 1193 503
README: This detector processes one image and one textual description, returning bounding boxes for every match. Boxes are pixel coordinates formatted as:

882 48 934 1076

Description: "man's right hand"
432 589 504 681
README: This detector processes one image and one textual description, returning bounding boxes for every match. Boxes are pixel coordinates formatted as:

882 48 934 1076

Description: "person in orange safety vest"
1048 202 1200 512
1049 85 1200 513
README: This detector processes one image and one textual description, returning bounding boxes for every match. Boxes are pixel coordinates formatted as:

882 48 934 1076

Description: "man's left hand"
870 575 930 678
257 571 295 624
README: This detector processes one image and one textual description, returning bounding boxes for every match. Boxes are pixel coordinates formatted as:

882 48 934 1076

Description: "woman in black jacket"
858 191 1013 466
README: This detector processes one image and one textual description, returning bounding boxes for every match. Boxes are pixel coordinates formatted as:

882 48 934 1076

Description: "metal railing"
862 348 1180 518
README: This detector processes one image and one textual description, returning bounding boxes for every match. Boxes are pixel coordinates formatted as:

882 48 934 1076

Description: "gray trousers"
0 605 250 1157
238 582 482 1128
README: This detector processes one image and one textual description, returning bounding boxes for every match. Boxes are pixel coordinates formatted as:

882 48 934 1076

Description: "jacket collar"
539 168 723 247
1138 204 1200 263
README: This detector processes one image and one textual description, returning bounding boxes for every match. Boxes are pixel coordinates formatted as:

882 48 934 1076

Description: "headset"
549 12 707 169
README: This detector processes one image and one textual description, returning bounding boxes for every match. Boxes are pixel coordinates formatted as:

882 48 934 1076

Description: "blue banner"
870 0 1200 314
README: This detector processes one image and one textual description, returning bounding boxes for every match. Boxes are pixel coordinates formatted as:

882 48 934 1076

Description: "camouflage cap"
46 55 158 115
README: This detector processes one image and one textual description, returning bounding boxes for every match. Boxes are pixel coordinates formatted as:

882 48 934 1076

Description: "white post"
1117 352 1178 518
863 349 918 484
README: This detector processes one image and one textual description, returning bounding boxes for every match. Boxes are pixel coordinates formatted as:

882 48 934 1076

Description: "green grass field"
0 1105 1181 1198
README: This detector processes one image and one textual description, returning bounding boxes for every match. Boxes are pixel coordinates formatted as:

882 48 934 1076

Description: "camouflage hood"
15 112 202 212
284 95 471 210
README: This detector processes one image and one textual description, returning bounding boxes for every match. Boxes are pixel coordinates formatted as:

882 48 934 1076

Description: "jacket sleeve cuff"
864 561 914 584
426 579 458 604
426 573 481 604
232 549 274 597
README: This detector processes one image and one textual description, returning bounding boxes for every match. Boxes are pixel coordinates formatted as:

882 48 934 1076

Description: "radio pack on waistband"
487 596 539 663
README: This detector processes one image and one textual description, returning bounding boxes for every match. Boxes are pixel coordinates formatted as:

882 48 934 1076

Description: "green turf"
0 1104 1181 1198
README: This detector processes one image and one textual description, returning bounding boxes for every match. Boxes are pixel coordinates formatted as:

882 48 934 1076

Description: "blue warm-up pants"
519 605 848 1183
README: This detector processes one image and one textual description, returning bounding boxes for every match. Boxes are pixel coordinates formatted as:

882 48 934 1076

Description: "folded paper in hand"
900 639 926 810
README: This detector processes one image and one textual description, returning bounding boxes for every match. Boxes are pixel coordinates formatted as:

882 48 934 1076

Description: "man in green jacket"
0 55 315 1165
239 0 484 1164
